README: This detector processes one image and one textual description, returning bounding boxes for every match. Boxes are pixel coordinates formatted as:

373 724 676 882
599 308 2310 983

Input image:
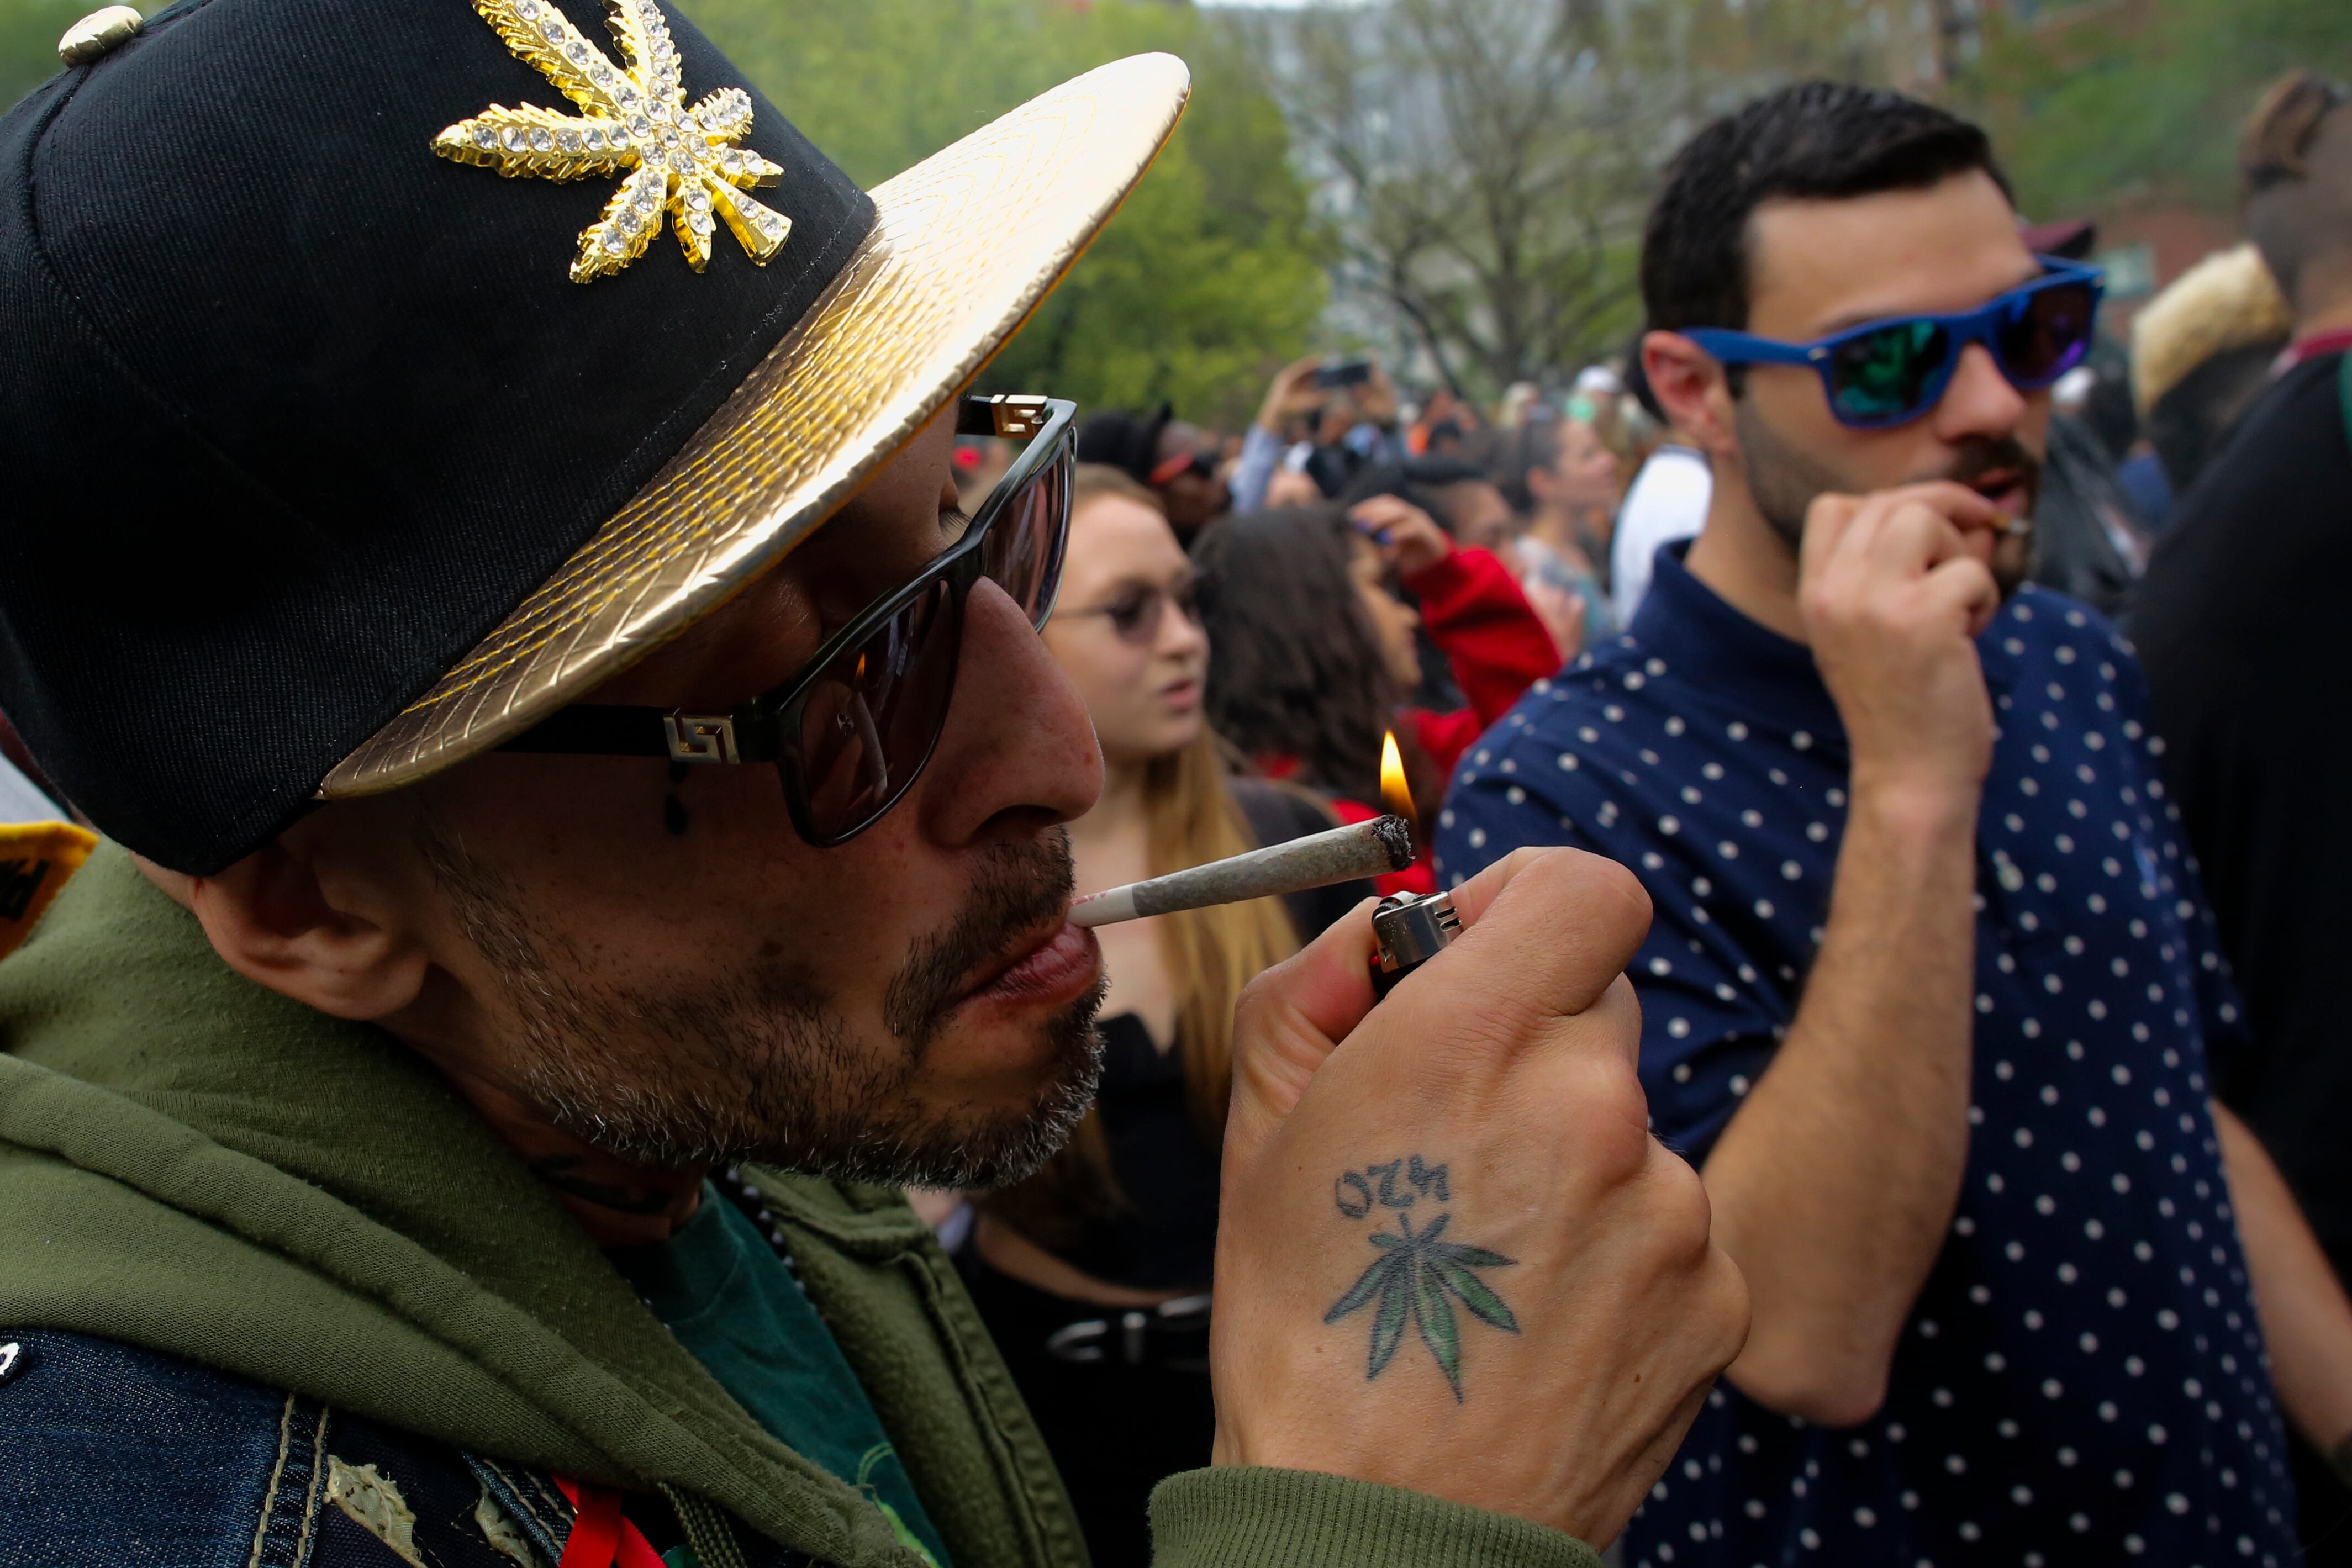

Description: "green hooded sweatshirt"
0 846 1598 1568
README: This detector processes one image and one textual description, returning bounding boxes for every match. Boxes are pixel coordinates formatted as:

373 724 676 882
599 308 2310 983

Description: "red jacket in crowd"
1300 544 1564 897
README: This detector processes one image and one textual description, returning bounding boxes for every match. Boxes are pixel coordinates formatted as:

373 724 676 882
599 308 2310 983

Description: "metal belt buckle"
1045 1292 1212 1370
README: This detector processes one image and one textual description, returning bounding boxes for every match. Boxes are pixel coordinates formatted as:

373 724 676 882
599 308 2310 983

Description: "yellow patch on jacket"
326 1457 428 1568
0 821 95 962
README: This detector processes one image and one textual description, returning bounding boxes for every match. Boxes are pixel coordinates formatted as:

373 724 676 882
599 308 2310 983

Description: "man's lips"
1953 467 2035 537
1965 468 2030 516
952 920 1101 1011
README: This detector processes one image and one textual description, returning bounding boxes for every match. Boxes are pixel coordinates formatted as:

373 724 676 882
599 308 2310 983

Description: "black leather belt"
1043 1292 1211 1372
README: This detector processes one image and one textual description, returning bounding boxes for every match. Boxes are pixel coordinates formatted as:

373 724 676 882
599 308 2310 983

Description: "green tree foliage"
3 0 89 109
1958 0 2352 221
684 0 1325 427
1 0 1324 429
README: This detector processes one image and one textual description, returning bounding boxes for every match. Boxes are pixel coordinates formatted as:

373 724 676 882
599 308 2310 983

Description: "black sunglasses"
501 394 1076 847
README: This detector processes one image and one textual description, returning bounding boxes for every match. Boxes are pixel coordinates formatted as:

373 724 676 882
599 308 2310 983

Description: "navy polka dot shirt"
1436 546 2295 1568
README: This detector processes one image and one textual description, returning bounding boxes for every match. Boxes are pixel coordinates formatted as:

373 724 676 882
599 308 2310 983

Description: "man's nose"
1933 341 2029 442
916 577 1103 846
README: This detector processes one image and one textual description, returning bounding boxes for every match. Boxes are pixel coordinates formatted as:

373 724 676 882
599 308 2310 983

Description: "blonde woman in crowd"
957 466 1363 1568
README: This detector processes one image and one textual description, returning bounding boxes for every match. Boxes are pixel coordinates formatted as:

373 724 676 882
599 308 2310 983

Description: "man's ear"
184 826 431 1022
1642 330 1738 459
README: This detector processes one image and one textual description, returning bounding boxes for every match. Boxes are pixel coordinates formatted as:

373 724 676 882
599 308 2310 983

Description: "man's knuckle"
1586 1122 1655 1191
1583 852 1652 922
1399 979 1533 1063
1555 1062 1652 1178
1610 885 1654 952
1530 848 1651 943
1231 965 1286 1029
1639 1152 1717 1263
1710 1253 1754 1348
1493 844 1549 881
1683 1254 1754 1371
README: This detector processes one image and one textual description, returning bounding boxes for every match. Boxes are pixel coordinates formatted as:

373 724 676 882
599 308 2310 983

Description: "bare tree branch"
1255 0 1916 398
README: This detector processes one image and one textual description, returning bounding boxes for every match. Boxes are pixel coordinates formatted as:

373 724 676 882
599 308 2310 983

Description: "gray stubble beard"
421 822 1106 1191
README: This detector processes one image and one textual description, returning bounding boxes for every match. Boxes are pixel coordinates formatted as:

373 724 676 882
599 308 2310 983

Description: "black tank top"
1059 1012 1221 1290
1015 779 1376 1291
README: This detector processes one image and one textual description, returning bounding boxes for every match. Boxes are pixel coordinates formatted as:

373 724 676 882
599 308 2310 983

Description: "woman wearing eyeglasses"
953 464 1362 1568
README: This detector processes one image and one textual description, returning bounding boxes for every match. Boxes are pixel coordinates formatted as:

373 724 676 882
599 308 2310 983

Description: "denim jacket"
0 1329 809 1568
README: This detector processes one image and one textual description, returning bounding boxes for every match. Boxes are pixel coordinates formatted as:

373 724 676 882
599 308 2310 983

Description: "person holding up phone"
1230 356 1406 513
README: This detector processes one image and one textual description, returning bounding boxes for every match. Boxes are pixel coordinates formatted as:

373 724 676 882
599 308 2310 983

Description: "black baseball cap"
1075 402 1175 486
0 0 1188 873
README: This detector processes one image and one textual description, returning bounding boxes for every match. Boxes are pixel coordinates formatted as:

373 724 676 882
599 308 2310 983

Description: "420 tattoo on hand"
1325 1155 1519 1400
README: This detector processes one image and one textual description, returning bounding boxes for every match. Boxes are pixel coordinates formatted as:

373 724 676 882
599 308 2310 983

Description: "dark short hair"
1622 330 1666 422
2241 72 2352 308
1337 457 1493 536
1641 82 2012 336
2242 71 2349 196
1075 403 1173 486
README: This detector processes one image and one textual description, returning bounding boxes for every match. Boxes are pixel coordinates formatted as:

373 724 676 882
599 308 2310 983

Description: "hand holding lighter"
1369 890 1463 997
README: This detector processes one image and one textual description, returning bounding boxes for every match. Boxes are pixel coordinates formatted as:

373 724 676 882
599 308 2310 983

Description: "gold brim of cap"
320 52 1191 800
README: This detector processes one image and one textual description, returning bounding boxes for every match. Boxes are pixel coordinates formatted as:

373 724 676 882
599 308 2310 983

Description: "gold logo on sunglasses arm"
663 713 741 764
433 0 791 282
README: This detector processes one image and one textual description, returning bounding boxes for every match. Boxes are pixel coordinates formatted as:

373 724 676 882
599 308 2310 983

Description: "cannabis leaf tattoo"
1325 1202 1520 1401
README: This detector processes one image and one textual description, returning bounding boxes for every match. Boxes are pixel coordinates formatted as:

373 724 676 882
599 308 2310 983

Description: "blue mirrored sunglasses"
1684 258 2105 431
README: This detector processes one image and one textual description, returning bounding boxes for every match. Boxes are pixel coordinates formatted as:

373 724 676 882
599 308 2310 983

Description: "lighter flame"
1380 730 1415 823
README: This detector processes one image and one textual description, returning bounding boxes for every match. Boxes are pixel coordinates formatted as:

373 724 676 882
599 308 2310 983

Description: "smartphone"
1314 358 1374 390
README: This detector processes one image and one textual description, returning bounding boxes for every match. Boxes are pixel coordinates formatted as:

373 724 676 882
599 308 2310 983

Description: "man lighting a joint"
1440 83 2352 1567
0 1 1747 1564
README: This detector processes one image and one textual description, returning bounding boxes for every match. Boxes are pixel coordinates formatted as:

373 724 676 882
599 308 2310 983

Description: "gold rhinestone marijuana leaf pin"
433 0 790 282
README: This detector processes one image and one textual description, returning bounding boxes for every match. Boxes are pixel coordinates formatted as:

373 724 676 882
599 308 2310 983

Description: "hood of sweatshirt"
0 844 1083 1568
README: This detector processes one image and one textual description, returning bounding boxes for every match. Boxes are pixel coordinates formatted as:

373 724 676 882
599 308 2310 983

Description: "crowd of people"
892 72 2352 1568
2 7 2349 1568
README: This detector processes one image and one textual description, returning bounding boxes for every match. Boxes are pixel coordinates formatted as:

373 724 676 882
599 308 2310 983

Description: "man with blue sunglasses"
1441 81 2352 1568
